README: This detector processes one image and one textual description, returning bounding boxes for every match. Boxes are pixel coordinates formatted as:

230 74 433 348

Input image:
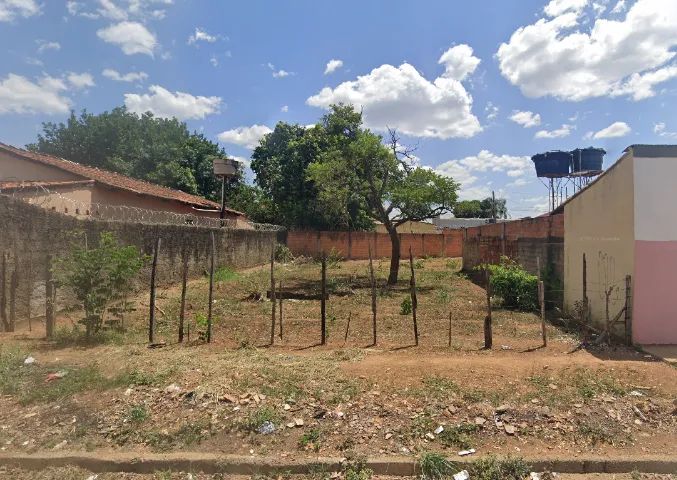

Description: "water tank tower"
532 147 605 211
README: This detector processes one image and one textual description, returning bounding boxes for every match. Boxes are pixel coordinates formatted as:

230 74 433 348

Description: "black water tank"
571 147 605 173
531 150 571 177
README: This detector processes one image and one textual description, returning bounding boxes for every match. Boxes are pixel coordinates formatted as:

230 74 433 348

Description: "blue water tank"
571 147 605 173
532 151 571 177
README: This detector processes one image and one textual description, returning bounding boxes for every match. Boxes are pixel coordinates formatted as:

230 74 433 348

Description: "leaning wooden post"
368 243 377 346
484 267 492 349
45 254 55 339
26 253 32 332
539 280 546 347
178 248 188 343
0 252 7 333
270 244 276 345
409 246 419 346
320 252 327 345
624 275 632 346
148 237 161 344
278 280 283 339
448 311 453 348
207 232 215 343
344 312 352 344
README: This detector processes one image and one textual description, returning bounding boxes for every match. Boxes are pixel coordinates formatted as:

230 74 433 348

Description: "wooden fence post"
539 280 546 347
409 246 419 346
448 311 453 347
45 254 55 339
178 248 188 343
624 275 632 346
27 253 32 332
9 259 17 332
148 237 160 344
344 312 352 344
368 243 377 346
207 232 215 344
484 268 492 349
270 244 276 345
320 252 327 345
0 252 7 332
278 280 283 339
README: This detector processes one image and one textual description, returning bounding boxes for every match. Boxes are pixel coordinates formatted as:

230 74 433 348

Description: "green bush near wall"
486 257 538 311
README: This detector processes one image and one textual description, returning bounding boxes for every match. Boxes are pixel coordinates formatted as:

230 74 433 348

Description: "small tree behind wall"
55 232 146 339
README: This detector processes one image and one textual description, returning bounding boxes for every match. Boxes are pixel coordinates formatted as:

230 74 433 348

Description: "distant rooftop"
432 217 504 229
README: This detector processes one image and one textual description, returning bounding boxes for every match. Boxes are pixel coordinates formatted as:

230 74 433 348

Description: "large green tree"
250 118 372 230
454 197 508 219
307 105 459 284
27 107 229 201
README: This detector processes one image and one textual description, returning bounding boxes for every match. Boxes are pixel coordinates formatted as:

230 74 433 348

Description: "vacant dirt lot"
0 258 675 478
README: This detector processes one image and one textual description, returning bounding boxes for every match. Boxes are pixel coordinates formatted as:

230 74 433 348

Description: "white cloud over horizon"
324 59 343 75
124 85 222 120
307 44 482 139
592 121 631 139
510 110 541 128
535 124 572 139
102 68 148 82
217 125 273 149
0 73 71 114
97 21 158 56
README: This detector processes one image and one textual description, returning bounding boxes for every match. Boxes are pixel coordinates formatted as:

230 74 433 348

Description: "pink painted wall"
632 240 677 344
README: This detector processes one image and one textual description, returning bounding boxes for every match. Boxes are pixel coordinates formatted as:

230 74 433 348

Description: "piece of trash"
286 422 295 428
164 383 182 394
453 470 470 480
23 356 36 365
425 432 435 440
45 371 67 382
52 439 68 450
629 390 645 397
501 345 512 350
458 448 476 456
85 475 99 480
256 421 275 435
434 425 444 435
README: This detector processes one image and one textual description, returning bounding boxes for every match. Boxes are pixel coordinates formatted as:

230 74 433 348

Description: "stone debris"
23 356 36 365
434 425 444 434
458 448 476 456
453 470 470 480
294 418 304 426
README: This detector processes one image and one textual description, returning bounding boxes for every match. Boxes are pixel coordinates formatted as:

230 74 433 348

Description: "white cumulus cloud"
497 0 677 102
592 121 631 139
654 122 677 138
307 44 482 139
124 85 222 120
67 72 95 89
324 59 343 75
102 68 148 82
510 110 541 128
0 73 71 114
36 40 60 54
217 125 272 149
97 21 157 56
188 27 218 45
535 124 572 139
0 0 40 22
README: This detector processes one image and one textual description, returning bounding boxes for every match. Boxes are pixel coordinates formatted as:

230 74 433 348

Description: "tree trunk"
387 227 400 285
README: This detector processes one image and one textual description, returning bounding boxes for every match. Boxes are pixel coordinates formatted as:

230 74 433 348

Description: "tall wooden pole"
0 252 7 332
539 280 546 346
178 248 188 343
320 252 327 345
207 232 215 343
368 243 377 346
149 237 160 344
45 254 55 339
278 280 283 339
484 268 492 349
270 244 276 345
409 246 419 346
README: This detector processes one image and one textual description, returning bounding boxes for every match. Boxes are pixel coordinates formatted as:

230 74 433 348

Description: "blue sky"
1 0 676 216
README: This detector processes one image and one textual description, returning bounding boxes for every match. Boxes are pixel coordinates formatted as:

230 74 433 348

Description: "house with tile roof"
0 142 249 226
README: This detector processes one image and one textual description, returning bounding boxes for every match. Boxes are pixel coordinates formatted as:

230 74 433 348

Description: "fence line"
0 184 283 232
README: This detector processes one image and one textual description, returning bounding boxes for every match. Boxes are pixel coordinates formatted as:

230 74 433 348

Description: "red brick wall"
286 230 463 259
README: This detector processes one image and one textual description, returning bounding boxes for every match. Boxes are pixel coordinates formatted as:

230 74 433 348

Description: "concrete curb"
0 453 675 476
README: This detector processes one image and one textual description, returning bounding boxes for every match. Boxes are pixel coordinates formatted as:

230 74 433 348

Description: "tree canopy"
454 197 508 219
27 107 229 201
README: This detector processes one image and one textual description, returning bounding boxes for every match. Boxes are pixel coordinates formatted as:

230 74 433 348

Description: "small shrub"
414 259 425 269
419 452 456 480
343 457 372 480
483 257 538 311
400 297 412 315
469 456 531 480
127 404 149 423
298 428 322 452
213 266 239 282
438 423 478 449
275 244 294 263
242 406 280 432
326 248 344 268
